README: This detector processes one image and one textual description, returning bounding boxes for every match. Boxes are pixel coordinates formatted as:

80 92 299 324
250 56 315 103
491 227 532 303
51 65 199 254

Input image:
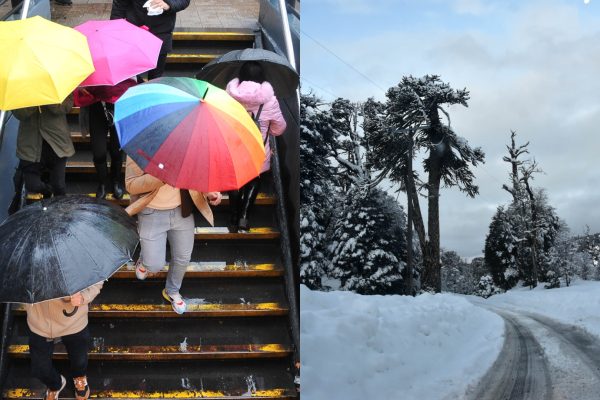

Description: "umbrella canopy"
0 16 94 110
196 48 299 98
74 19 162 87
114 77 265 192
0 196 138 304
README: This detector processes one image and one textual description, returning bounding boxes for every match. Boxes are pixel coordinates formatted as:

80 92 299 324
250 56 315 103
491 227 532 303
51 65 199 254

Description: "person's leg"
147 53 168 80
137 208 169 279
107 106 124 199
163 207 195 313
239 176 261 231
89 103 110 198
227 189 241 232
61 326 91 399
42 141 67 196
19 159 52 197
28 330 63 391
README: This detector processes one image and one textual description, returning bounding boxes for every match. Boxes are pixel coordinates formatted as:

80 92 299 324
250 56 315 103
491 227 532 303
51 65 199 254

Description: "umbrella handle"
62 306 79 317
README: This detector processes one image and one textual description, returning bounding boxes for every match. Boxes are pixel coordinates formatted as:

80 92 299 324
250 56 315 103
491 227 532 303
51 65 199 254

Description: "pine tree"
299 94 336 289
328 189 406 295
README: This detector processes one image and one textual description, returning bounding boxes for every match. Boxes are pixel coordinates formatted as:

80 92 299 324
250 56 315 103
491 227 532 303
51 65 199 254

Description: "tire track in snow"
468 309 552 400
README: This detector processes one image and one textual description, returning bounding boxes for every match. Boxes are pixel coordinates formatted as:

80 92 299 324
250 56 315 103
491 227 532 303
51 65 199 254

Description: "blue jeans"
29 326 90 390
138 206 195 296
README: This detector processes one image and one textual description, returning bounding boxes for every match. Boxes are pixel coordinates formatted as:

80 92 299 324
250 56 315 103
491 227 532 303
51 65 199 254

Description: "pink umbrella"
74 19 162 87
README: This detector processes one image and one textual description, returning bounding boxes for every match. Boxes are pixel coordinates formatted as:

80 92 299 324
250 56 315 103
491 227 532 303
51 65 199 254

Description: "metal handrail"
270 134 299 366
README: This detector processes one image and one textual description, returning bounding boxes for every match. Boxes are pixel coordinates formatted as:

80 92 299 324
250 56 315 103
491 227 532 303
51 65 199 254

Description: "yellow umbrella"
0 16 95 110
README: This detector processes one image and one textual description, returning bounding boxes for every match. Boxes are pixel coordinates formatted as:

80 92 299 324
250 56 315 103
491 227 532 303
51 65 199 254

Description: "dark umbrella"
0 195 138 304
196 48 299 98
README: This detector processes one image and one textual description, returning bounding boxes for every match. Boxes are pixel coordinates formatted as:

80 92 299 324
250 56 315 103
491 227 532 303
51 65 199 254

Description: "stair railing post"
0 303 14 394
20 0 30 19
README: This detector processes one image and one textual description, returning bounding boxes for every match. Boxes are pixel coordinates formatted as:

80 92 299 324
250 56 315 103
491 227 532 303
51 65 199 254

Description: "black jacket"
110 0 190 53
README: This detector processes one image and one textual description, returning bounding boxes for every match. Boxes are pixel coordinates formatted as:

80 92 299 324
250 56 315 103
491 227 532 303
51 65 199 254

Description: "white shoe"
44 375 66 400
135 258 148 280
162 289 187 314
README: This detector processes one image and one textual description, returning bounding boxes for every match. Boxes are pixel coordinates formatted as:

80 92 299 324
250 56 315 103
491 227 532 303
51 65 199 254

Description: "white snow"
485 280 600 337
301 285 504 400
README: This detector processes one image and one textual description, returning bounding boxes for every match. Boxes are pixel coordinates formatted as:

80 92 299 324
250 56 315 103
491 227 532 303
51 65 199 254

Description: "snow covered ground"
300 285 504 400
484 279 600 337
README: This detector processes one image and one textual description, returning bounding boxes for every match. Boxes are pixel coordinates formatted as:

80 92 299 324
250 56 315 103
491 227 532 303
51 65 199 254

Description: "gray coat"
13 95 75 162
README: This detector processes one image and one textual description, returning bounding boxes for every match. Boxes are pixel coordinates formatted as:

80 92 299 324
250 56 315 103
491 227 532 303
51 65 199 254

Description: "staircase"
1 28 298 400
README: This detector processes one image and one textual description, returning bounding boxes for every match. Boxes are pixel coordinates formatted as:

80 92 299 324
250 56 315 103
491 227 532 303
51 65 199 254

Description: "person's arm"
162 0 190 13
44 94 73 115
125 157 164 195
266 97 287 136
70 282 104 306
12 107 37 120
110 0 131 19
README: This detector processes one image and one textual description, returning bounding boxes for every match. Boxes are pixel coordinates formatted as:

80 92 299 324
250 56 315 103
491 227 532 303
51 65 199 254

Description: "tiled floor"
2 0 259 29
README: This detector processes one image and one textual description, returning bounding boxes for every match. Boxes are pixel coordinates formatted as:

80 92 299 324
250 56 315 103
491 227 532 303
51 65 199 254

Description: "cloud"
301 0 600 256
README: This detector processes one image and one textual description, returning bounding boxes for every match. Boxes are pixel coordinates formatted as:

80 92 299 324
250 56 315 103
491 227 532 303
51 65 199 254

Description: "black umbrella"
0 195 138 304
196 48 299 98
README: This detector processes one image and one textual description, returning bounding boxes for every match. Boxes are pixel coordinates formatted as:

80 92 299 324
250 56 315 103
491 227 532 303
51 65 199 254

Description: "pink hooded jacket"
226 78 287 173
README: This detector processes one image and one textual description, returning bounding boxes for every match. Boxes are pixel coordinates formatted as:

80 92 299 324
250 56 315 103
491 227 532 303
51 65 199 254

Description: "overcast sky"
301 0 600 259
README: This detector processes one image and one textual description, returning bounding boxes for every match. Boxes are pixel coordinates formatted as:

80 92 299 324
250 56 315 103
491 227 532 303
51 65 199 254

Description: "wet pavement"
1 0 259 29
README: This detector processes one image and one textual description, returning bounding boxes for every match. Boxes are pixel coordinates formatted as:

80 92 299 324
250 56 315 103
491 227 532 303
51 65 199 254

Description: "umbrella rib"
47 214 70 297
6 220 38 303
65 221 133 277
26 42 61 102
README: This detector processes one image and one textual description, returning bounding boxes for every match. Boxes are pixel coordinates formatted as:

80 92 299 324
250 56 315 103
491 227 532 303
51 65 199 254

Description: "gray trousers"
138 206 195 296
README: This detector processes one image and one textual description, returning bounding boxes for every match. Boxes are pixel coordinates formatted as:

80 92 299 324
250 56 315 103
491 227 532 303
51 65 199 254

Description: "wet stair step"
113 262 283 279
9 317 292 348
13 303 288 318
4 359 297 399
8 343 292 361
25 193 277 207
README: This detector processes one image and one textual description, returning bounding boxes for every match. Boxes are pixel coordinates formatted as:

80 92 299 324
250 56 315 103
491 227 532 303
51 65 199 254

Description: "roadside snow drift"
301 285 504 400
486 280 600 337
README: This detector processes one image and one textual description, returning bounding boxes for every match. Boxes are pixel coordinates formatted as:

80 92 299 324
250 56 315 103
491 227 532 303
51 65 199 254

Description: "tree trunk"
422 158 442 293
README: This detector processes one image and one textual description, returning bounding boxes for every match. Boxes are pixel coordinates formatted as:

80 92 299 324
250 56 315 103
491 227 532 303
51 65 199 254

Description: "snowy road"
469 302 600 400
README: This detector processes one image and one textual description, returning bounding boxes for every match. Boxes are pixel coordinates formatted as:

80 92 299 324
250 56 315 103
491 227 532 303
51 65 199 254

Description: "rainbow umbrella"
114 77 265 192
74 19 162 87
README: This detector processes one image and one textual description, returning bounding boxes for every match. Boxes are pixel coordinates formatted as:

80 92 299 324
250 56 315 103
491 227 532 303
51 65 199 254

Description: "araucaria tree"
484 131 562 288
365 75 485 292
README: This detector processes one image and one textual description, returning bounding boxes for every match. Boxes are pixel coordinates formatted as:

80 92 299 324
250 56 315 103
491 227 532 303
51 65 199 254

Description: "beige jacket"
124 157 214 225
26 282 103 339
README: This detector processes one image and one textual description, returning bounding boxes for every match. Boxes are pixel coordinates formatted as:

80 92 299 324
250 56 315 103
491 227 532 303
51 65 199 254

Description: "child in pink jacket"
225 61 287 232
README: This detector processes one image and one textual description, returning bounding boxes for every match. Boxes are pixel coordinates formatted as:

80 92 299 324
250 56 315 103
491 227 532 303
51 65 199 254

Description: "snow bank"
486 280 600 337
301 285 504 400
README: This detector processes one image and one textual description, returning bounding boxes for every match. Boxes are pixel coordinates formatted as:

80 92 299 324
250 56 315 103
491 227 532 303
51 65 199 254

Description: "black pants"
29 326 90 390
18 140 67 196
10 0 22 7
147 52 168 80
89 102 123 184
228 175 262 222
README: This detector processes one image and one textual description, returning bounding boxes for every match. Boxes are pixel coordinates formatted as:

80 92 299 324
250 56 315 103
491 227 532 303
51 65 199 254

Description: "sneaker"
135 258 148 280
44 375 66 400
162 289 187 314
73 376 90 400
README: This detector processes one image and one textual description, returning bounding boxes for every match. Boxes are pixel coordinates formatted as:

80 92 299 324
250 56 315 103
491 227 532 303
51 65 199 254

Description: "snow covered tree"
485 131 562 288
299 94 337 289
328 189 406 295
484 205 521 290
365 75 485 293
441 250 475 294
474 275 503 298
